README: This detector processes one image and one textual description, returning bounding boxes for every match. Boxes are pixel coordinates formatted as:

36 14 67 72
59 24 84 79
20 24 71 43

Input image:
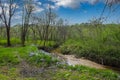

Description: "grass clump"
0 48 20 66
52 65 120 80
0 46 38 66
27 53 58 67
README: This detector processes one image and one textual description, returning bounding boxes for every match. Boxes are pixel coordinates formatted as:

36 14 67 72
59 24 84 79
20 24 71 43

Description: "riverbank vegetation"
0 46 119 80
60 24 120 68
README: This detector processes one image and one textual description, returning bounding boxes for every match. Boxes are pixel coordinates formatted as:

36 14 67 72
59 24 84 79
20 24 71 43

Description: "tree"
29 15 39 43
21 0 34 46
0 22 4 39
0 0 18 46
43 5 52 47
42 5 57 47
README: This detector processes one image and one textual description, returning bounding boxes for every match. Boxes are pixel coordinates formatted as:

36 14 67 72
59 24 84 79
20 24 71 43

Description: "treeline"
0 18 68 47
60 23 120 68
0 0 68 47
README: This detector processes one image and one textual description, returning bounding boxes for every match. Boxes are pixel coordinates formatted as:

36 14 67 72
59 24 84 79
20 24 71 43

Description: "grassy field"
0 39 57 48
0 46 119 80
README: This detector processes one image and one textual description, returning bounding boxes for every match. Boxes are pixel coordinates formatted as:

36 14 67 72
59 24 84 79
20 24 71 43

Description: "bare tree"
0 21 4 39
0 0 18 46
43 5 52 47
21 0 34 46
32 5 53 47
42 5 58 47
29 15 39 43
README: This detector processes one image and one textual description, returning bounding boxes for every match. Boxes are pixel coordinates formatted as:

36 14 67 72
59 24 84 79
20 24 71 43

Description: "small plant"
27 53 59 67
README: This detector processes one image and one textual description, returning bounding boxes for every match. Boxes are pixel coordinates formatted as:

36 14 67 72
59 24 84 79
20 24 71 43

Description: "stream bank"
38 48 120 74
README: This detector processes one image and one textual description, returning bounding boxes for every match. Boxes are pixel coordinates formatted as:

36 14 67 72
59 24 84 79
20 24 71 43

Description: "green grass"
53 65 119 80
36 40 56 47
0 64 119 80
0 47 20 66
0 39 57 48
0 45 58 66
0 38 21 46
0 46 40 66
0 46 119 80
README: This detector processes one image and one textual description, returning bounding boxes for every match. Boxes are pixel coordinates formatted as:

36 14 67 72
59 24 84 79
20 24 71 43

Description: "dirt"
50 50 120 73
51 49 107 69
64 55 106 69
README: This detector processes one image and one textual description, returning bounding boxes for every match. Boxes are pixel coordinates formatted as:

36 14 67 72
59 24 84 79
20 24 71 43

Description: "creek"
38 49 120 74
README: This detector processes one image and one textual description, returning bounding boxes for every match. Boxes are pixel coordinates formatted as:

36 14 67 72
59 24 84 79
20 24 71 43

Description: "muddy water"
50 52 106 69
64 55 106 69
57 54 120 74
39 50 120 73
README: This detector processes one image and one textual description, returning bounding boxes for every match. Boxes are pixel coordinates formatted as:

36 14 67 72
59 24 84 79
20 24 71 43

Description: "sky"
11 0 120 25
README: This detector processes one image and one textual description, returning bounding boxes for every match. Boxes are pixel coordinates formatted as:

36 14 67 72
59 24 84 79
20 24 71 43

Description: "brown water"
52 53 106 69
64 55 106 69
50 51 120 74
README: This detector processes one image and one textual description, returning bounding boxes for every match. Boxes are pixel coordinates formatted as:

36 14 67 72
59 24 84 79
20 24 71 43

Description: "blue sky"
13 0 120 25
50 0 120 24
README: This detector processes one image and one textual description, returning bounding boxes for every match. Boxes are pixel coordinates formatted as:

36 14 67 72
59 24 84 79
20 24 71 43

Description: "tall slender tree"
0 0 18 46
21 0 34 46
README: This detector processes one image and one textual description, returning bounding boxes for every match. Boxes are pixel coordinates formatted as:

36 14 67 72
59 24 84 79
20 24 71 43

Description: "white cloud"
49 0 120 9
33 1 44 13
87 0 98 4
107 0 120 5
24 0 44 13
38 2 42 5
43 3 59 10
0 3 19 17
33 6 44 13
50 0 99 8
33 0 42 5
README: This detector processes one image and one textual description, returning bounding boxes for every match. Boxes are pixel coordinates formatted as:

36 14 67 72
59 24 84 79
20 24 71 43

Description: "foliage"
60 24 120 67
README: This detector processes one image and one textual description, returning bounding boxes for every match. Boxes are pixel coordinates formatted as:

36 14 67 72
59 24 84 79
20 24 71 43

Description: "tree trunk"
6 27 11 46
21 31 26 46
